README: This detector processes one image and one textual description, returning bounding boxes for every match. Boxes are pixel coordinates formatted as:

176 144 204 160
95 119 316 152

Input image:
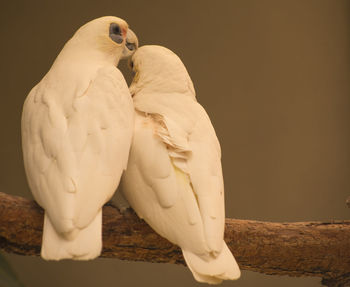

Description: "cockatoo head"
129 45 195 97
67 16 138 65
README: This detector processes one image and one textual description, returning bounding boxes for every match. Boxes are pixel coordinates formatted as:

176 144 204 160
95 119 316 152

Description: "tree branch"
0 192 349 286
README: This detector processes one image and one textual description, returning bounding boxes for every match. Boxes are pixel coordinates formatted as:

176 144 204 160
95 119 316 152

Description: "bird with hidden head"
122 45 241 284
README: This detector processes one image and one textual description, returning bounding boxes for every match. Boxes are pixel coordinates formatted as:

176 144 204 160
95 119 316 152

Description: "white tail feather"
41 210 102 260
182 242 241 284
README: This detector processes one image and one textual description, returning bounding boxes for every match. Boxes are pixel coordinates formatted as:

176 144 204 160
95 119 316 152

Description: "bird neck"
130 73 196 99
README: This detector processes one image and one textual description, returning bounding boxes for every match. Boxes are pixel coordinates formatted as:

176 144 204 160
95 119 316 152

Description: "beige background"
1 0 349 286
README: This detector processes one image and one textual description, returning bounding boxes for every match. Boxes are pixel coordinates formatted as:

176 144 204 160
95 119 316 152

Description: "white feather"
122 45 240 283
21 17 135 260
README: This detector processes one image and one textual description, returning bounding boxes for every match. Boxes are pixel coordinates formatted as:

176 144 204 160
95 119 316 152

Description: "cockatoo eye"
109 23 123 44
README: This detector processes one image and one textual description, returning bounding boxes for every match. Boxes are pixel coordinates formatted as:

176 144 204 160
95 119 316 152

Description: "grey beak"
122 29 139 59
126 41 137 52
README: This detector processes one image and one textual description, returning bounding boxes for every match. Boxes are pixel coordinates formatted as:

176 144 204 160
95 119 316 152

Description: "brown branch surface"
0 192 349 286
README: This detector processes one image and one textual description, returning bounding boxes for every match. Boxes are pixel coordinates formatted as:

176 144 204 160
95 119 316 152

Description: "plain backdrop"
1 0 349 286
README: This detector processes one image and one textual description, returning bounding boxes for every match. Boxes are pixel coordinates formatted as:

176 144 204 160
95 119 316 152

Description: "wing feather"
186 108 225 253
122 112 207 254
22 66 133 234
129 113 179 208
133 92 225 254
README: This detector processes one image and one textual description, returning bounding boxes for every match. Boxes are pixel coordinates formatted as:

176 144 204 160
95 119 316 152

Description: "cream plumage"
21 16 137 260
122 45 240 284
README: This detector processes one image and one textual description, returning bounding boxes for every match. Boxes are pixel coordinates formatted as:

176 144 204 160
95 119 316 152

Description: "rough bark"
0 192 349 286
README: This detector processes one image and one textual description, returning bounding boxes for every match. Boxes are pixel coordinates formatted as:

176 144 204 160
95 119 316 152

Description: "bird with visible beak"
22 16 138 260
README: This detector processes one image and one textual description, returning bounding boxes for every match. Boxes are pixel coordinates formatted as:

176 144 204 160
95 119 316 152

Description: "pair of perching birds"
21 16 240 284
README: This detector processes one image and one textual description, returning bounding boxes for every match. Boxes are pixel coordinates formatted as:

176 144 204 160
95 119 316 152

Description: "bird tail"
182 242 241 284
41 210 102 260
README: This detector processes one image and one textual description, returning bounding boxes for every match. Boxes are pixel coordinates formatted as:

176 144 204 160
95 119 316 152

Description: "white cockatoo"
21 16 138 260
121 45 241 284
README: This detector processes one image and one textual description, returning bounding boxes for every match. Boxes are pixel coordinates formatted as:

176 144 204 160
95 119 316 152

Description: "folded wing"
22 66 134 236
